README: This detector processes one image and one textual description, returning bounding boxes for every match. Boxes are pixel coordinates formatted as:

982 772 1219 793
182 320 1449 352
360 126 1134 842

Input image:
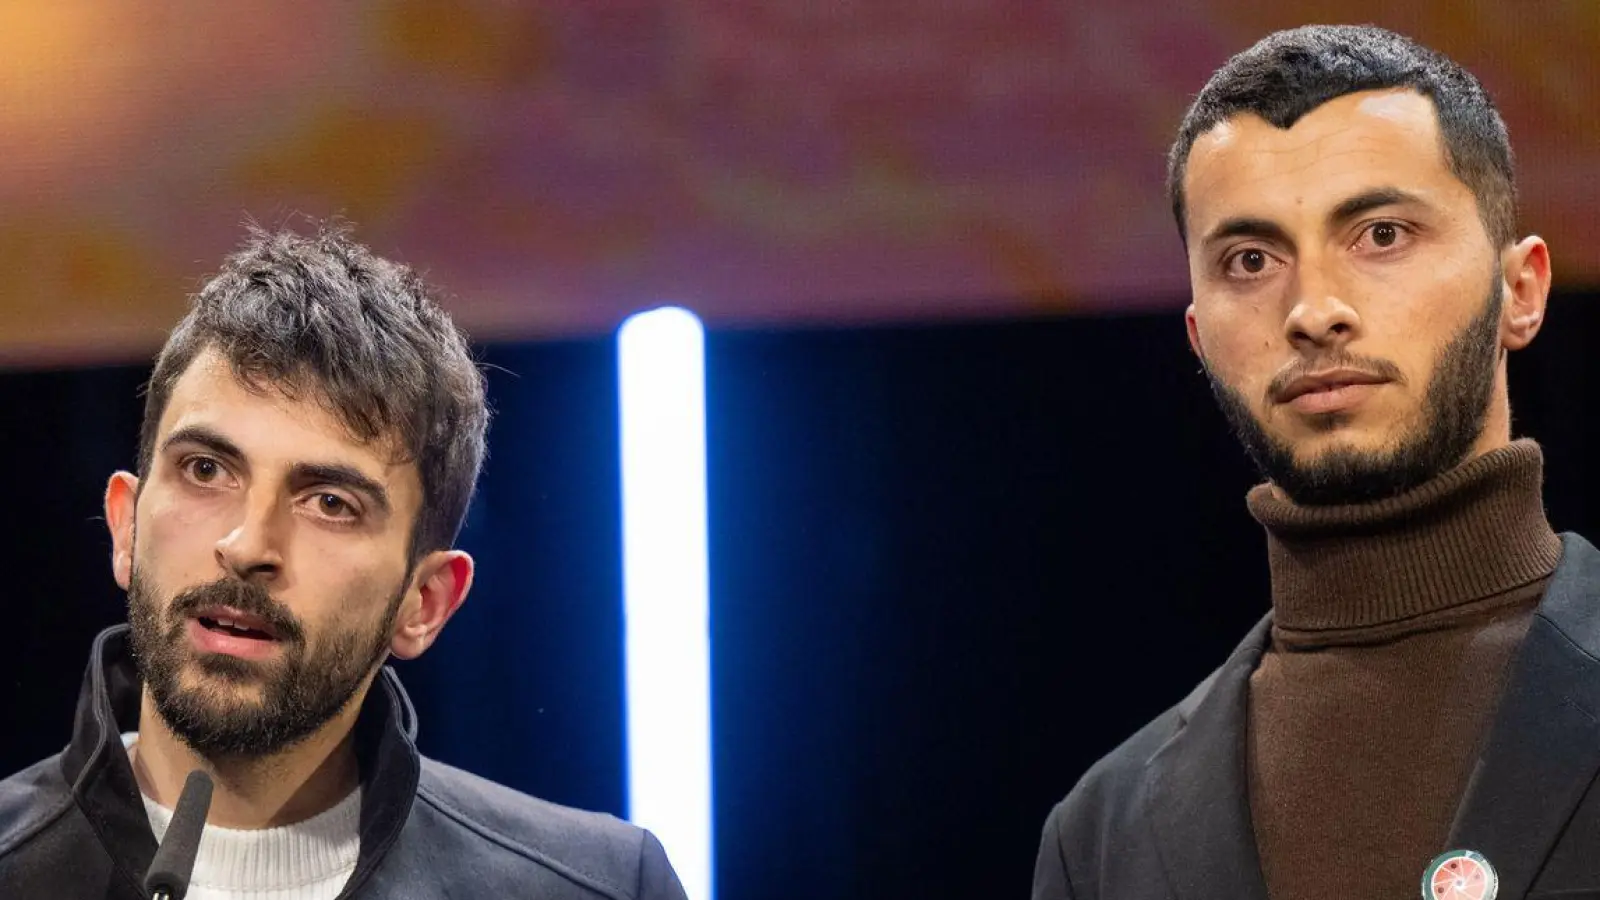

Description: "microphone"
144 770 215 900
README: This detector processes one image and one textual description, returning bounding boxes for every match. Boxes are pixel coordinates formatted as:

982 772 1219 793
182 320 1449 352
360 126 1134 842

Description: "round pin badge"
1422 850 1498 900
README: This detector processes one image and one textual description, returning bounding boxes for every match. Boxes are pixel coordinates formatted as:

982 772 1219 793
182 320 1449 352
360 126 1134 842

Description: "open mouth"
186 608 285 661
196 616 276 642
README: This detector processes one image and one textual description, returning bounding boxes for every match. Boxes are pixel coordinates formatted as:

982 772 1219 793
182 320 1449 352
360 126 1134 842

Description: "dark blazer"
0 626 687 899
1033 533 1600 900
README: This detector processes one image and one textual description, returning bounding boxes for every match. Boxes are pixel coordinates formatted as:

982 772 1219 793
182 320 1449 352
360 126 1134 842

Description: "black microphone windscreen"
143 770 215 900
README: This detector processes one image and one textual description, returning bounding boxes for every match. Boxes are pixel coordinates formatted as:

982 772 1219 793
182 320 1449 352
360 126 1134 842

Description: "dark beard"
1206 275 1504 506
127 566 405 759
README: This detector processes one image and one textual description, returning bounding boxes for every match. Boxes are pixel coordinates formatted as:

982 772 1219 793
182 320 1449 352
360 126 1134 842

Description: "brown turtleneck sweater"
1246 440 1563 900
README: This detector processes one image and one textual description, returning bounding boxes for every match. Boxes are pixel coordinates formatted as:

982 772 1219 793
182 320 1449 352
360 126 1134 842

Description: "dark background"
5 292 1600 898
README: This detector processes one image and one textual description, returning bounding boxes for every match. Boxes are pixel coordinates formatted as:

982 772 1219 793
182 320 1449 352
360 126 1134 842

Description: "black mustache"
168 580 305 645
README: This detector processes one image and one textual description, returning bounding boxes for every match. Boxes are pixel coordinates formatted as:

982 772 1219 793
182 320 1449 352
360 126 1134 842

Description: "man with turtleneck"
1033 25 1600 900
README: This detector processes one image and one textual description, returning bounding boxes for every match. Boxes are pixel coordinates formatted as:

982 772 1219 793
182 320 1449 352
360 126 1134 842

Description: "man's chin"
1275 415 1409 462
178 653 278 689
1286 437 1389 472
1271 440 1440 506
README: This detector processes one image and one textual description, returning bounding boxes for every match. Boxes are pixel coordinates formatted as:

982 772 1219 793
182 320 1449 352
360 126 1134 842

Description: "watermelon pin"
1422 850 1497 900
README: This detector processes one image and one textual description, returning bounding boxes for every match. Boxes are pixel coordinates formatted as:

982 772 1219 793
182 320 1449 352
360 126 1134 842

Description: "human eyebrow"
1328 187 1429 227
160 425 246 466
1201 217 1293 251
290 463 392 516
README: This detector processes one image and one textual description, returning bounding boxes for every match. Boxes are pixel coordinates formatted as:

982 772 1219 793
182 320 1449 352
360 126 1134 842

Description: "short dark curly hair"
1167 24 1516 250
137 219 489 561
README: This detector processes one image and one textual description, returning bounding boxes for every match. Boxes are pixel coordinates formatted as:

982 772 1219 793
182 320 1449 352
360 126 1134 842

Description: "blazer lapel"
1144 615 1272 900
1448 534 1600 900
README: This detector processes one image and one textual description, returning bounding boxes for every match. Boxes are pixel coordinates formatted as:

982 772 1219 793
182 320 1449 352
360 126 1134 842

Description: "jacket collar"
1143 534 1600 900
62 624 423 897
1446 533 1600 899
1142 613 1272 900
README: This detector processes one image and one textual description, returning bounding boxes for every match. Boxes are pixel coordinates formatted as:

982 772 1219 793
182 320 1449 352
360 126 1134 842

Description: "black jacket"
1033 533 1600 900
0 625 688 899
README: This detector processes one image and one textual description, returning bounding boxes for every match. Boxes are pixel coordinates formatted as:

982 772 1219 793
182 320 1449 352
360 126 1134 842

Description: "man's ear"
390 550 475 660
1501 235 1551 352
1185 302 1204 359
105 472 140 590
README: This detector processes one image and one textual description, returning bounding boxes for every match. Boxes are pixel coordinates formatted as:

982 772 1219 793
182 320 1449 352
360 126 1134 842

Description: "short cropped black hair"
138 219 489 560
1168 24 1516 249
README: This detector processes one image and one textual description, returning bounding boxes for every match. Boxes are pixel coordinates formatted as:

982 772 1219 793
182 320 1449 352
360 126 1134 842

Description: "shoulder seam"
414 783 634 900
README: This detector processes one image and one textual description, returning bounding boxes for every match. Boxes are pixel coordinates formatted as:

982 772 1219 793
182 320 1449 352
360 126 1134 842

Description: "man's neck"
129 690 364 829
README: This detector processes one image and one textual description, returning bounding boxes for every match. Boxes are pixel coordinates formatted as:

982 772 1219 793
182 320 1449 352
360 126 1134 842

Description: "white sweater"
127 735 361 900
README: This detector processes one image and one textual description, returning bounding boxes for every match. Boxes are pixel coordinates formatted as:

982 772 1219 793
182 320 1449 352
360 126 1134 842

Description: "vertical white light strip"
618 306 713 900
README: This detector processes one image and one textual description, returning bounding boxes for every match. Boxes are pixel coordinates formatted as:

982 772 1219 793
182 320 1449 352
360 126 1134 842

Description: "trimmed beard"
126 563 406 759
1205 274 1504 506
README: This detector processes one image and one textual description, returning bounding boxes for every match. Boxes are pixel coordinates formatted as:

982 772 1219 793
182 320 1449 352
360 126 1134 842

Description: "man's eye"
1356 220 1413 252
186 458 223 482
317 494 356 517
1224 247 1279 279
